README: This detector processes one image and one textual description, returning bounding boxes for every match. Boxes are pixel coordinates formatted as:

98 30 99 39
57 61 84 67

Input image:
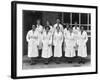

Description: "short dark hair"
45 25 50 30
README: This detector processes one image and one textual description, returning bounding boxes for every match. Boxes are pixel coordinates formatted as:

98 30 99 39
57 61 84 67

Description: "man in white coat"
73 22 80 57
77 26 88 64
53 26 63 64
73 22 80 31
53 19 63 33
63 23 69 52
42 26 53 64
45 20 53 35
36 19 43 49
26 25 39 65
35 19 43 58
64 27 76 63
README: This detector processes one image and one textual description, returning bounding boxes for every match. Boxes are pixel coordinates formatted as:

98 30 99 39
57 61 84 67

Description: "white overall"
26 30 39 57
64 31 76 57
42 30 52 58
53 31 63 57
77 31 88 57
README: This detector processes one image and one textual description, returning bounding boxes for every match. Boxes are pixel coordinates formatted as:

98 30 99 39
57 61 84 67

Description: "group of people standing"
26 19 88 65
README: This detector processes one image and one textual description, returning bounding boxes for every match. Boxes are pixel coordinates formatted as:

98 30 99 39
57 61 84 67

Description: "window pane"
81 13 88 24
89 26 91 30
63 13 70 23
58 12 62 20
83 26 88 30
72 13 79 24
87 32 91 36
89 13 91 24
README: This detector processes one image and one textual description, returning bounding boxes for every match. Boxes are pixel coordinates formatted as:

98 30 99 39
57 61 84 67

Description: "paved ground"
22 55 91 69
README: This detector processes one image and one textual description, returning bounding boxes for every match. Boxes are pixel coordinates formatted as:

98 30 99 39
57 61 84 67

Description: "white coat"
64 30 76 57
77 31 88 57
42 30 52 58
49 26 53 35
53 30 63 57
73 26 80 41
73 26 80 31
73 26 80 51
26 30 39 57
36 24 43 33
64 28 68 36
36 25 43 49
45 25 53 35
63 28 68 51
53 23 63 32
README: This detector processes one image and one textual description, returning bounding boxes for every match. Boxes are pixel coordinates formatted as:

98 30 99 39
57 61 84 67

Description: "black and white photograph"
23 10 91 69
11 1 97 79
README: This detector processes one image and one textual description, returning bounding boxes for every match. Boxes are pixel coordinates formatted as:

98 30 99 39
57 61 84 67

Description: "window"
72 13 79 24
81 13 88 24
63 13 70 24
62 12 91 37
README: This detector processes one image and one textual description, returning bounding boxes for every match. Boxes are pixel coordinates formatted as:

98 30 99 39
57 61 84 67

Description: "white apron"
26 30 39 57
53 31 63 57
64 31 75 57
42 30 52 58
77 31 88 57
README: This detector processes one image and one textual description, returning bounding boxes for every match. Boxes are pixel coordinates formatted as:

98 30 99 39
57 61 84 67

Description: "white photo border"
11 1 98 79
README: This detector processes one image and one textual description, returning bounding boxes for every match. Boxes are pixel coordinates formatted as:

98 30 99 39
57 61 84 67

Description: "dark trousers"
54 57 61 63
43 58 49 64
65 57 73 63
38 49 42 58
78 57 85 62
30 57 37 64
